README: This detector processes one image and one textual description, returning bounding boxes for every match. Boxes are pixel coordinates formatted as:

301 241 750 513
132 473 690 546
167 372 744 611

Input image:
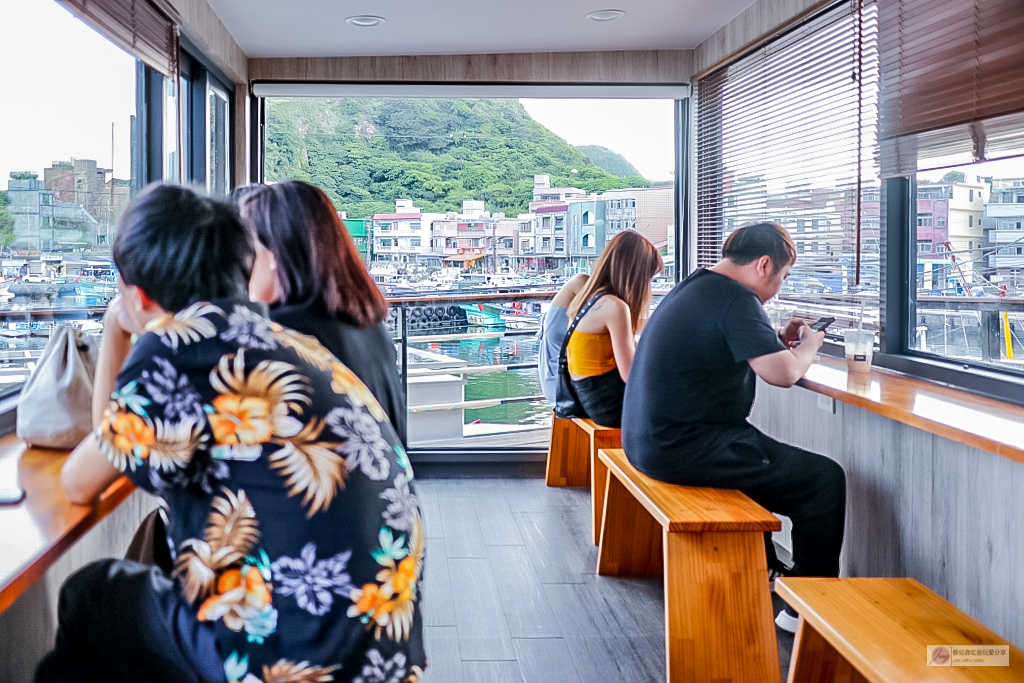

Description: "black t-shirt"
621 269 785 474
270 300 408 446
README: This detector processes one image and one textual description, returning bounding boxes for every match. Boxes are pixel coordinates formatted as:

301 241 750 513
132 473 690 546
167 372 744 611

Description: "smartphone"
810 316 836 332
0 485 25 505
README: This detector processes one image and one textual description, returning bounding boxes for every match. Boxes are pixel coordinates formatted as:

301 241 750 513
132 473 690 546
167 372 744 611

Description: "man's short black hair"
113 184 254 312
721 221 797 273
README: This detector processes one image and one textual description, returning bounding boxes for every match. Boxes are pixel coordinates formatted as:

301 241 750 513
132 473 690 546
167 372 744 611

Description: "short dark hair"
113 184 255 312
240 181 387 328
721 221 797 273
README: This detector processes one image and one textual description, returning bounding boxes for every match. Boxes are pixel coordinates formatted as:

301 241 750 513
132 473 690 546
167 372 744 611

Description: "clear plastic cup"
843 329 874 373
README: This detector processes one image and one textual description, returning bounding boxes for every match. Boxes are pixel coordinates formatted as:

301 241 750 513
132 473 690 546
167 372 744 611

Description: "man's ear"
756 254 774 278
135 286 160 311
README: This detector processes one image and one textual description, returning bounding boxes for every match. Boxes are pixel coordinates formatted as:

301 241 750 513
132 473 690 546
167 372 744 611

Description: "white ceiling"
205 0 758 59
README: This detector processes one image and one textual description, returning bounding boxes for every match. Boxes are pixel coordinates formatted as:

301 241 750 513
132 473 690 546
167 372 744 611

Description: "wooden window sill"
798 355 1024 465
0 436 134 614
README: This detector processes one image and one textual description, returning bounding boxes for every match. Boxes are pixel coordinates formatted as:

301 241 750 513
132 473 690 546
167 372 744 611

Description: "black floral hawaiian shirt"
97 300 426 683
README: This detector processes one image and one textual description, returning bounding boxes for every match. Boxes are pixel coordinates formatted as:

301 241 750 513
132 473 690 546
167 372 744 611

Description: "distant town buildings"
4 159 130 251
369 175 674 276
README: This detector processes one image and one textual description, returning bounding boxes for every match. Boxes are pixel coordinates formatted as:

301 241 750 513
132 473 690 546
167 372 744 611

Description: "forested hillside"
575 144 644 180
264 98 650 218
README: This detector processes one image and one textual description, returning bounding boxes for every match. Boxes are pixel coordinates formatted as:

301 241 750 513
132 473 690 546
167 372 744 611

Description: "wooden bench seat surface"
0 436 134 614
598 448 780 533
776 577 1024 682
570 417 619 435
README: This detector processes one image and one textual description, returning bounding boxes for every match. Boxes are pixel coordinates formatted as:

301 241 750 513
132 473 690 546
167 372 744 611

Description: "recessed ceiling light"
586 9 626 21
345 15 385 27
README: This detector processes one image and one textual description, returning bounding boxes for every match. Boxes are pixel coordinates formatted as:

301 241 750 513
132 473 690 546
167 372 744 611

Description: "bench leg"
590 435 620 545
596 469 662 575
664 530 780 683
787 619 868 683
545 415 589 487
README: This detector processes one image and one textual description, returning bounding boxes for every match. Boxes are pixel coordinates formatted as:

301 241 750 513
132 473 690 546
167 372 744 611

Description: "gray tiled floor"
414 467 794 682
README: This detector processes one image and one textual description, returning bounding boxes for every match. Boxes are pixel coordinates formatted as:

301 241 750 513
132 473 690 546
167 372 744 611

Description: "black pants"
635 424 846 578
35 559 223 683
572 368 626 428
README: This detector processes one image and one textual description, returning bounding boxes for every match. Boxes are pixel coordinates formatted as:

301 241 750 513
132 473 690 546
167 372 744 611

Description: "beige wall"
750 381 1024 650
249 50 693 84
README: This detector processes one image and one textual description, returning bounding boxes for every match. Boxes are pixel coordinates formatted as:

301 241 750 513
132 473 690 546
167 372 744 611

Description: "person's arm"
550 273 589 308
748 325 825 387
62 300 134 505
604 297 636 382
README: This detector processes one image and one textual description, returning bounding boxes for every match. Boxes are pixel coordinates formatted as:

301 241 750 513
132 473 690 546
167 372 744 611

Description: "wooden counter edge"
0 472 135 615
797 358 1024 467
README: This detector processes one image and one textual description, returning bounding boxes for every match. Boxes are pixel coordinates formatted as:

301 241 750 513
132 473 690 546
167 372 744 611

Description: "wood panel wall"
750 381 1024 650
693 0 830 77
0 491 158 682
248 50 693 84
168 0 247 84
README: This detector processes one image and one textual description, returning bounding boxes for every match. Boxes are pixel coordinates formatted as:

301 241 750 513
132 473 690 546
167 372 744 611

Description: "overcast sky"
0 1 136 185
520 99 676 182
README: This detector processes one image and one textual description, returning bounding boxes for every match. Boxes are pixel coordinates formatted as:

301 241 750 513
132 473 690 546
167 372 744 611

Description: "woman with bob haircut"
564 230 663 428
241 181 406 444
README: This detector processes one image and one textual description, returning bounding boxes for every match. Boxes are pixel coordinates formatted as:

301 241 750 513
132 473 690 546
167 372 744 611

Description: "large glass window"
0 1 139 395
696 0 880 337
263 95 675 448
911 159 1024 369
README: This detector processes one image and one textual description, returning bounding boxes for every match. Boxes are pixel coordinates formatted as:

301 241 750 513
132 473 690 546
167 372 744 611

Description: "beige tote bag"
17 324 99 449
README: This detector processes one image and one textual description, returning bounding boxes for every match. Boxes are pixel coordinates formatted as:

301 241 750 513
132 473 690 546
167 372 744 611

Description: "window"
937 216 946 227
582 234 590 247
917 214 933 227
555 238 564 250
380 238 393 247
969 215 974 227
697 0 880 330
410 238 421 247
969 189 975 201
542 216 551 228
917 241 931 253
542 237 551 250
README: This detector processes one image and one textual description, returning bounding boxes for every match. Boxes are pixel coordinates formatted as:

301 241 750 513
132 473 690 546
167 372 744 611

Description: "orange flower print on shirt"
330 362 387 422
347 512 424 642
209 394 274 446
109 410 155 460
197 564 273 630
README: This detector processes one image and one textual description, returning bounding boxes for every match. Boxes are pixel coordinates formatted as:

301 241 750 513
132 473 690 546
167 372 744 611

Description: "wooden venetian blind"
57 0 180 76
696 1 880 296
878 0 1024 175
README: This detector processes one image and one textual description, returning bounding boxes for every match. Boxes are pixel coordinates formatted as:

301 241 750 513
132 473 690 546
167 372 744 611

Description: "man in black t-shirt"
621 221 846 634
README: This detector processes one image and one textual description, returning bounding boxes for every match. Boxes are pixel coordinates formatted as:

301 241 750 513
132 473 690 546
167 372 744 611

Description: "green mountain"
264 98 651 218
576 144 644 180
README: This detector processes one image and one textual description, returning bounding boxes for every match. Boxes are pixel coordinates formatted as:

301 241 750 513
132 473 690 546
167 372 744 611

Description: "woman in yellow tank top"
565 231 663 428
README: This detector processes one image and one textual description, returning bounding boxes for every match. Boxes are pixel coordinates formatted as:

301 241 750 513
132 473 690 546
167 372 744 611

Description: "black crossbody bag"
554 292 606 419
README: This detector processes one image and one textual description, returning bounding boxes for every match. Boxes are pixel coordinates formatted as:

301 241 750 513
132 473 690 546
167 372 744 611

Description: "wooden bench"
776 577 1024 682
567 418 622 545
544 414 589 487
543 414 620 497
597 448 782 683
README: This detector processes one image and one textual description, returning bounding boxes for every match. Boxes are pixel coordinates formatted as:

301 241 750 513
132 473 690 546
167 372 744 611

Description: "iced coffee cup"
843 329 874 373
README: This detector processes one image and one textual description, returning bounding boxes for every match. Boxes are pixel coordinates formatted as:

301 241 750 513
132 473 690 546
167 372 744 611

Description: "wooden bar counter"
799 355 1024 465
0 435 157 680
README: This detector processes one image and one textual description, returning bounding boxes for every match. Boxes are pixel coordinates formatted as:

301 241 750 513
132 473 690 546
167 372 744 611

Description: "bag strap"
558 291 607 377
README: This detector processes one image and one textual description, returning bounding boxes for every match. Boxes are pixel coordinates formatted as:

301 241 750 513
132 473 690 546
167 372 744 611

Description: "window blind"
696 0 880 322
57 0 180 76
878 0 1024 175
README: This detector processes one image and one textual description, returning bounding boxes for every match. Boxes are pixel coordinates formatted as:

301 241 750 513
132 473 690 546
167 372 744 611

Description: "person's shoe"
775 607 800 634
768 568 785 593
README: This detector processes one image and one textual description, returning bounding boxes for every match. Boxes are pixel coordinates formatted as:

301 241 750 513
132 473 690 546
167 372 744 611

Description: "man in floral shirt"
39 185 425 683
